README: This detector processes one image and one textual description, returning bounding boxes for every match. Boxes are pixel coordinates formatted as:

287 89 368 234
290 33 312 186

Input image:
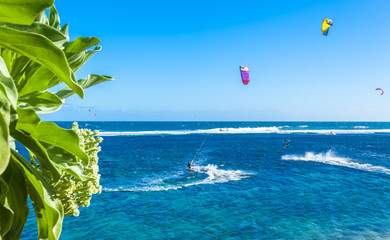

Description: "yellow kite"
322 18 333 36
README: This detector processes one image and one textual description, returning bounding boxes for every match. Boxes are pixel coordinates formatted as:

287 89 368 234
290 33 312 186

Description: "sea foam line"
354 126 369 129
102 164 253 192
282 150 390 175
99 127 390 136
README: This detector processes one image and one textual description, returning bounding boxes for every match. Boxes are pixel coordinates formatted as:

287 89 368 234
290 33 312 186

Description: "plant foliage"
0 1 113 239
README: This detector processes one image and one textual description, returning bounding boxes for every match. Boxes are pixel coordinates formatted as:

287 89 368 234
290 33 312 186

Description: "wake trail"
282 150 390 175
102 164 253 192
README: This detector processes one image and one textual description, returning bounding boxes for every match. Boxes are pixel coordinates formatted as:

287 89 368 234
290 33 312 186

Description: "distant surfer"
188 161 193 169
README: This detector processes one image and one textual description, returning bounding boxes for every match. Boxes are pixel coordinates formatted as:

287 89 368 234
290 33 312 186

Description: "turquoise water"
22 122 390 239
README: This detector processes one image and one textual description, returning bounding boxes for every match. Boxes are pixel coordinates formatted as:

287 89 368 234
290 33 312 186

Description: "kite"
240 66 250 85
376 88 384 95
322 18 333 36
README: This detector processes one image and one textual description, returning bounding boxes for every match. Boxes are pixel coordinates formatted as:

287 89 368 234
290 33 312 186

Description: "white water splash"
190 164 251 184
282 150 390 175
102 164 253 192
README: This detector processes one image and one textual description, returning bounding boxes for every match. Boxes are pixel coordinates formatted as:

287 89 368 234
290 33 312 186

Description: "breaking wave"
282 150 390 175
99 127 390 136
102 164 253 192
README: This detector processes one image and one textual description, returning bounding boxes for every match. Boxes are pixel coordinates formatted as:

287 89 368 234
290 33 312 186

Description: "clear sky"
42 0 390 121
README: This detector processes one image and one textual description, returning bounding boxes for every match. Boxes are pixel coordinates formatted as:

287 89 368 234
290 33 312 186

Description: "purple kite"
240 66 250 85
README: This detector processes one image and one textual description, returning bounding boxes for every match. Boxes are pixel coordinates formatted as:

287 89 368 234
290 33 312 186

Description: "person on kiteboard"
188 161 192 169
283 138 290 147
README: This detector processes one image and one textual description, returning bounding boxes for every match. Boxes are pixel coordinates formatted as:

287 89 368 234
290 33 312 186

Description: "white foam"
354 126 369 129
99 127 280 136
99 127 390 136
282 150 390 175
190 164 251 184
102 164 253 192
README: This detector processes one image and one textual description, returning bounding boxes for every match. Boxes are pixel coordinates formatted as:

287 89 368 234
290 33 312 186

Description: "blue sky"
43 0 390 121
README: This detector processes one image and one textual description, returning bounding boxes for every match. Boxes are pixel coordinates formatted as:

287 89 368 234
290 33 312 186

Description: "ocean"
21 121 390 239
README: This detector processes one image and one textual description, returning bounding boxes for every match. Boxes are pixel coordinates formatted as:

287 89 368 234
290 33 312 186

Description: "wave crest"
99 127 390 136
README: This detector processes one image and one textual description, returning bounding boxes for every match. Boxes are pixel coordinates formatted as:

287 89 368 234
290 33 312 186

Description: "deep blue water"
21 122 390 239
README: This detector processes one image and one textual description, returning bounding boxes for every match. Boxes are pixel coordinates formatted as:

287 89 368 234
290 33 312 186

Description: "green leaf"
18 91 64 114
77 74 114 91
0 0 54 25
0 56 17 110
56 74 114 99
60 23 68 37
10 129 61 181
34 10 49 25
11 108 63 181
63 37 100 73
0 113 9 175
0 48 14 71
41 143 89 181
9 55 31 85
0 159 29 240
36 122 89 165
68 46 101 73
0 22 69 48
12 149 63 240
18 65 57 97
49 6 60 30
64 37 100 54
0 56 16 175
14 107 40 135
0 26 84 98
0 176 12 237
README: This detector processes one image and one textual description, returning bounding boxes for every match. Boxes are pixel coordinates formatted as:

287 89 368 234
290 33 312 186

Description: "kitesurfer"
188 161 193 169
283 138 290 147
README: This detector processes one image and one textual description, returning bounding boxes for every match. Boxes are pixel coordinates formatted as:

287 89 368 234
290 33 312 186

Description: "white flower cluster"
44 122 103 217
